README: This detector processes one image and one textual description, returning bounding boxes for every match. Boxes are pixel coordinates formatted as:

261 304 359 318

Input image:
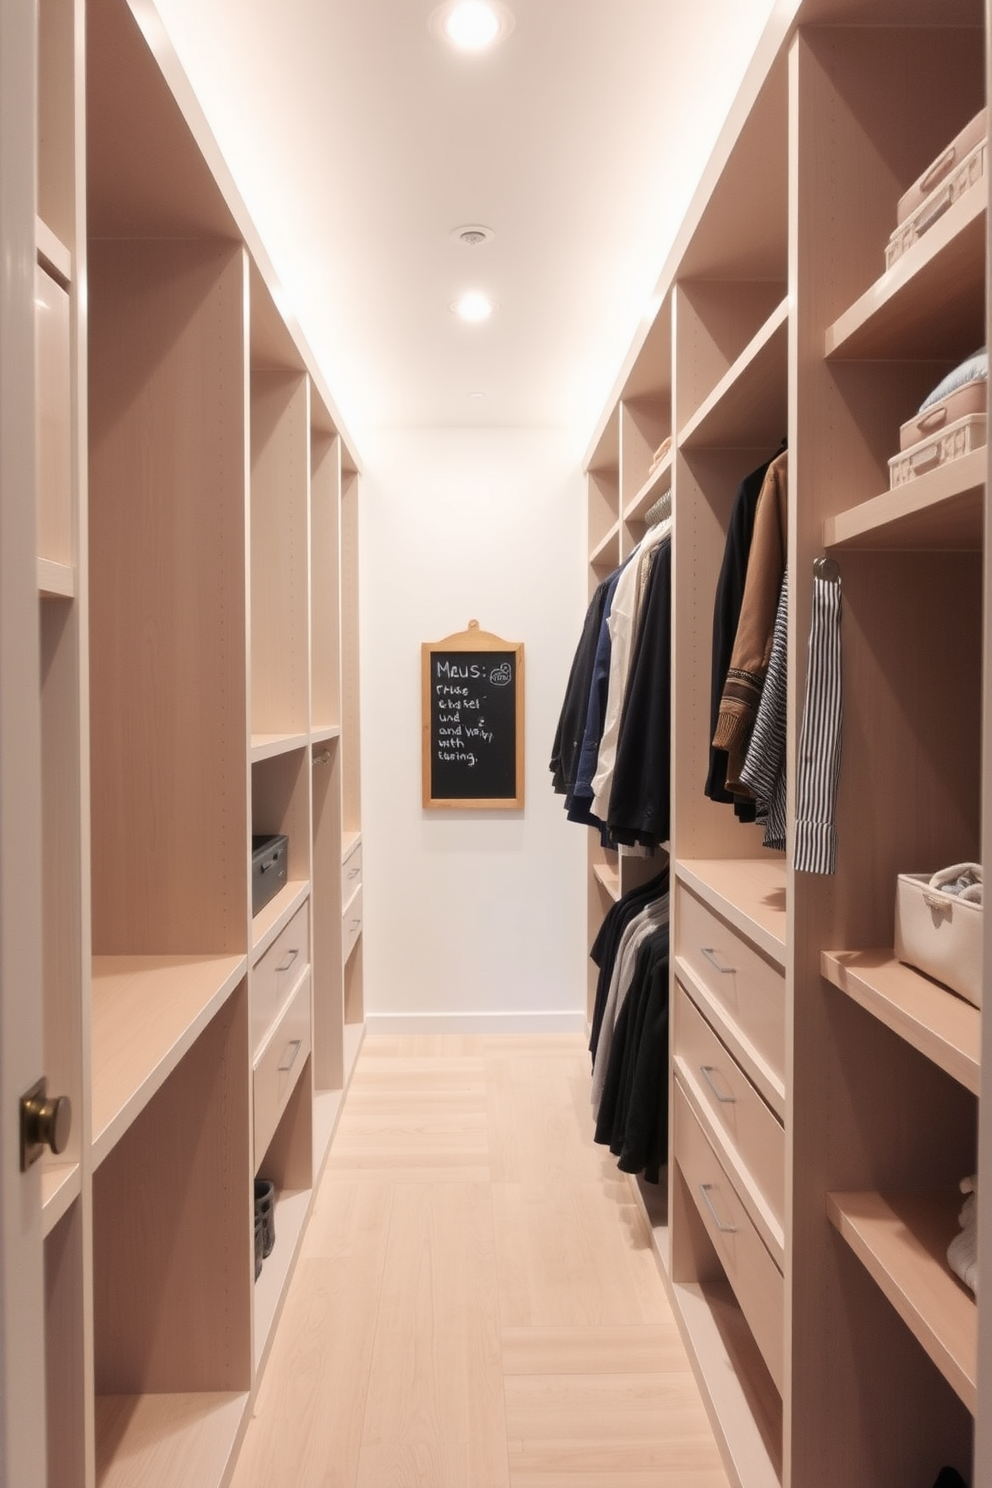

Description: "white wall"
359 426 587 1032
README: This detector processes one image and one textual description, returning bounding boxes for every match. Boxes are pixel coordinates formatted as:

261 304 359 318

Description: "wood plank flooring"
230 1034 730 1488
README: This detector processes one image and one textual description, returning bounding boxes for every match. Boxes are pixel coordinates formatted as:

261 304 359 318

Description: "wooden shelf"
679 298 789 450
589 519 621 570
37 557 74 599
251 732 309 763
341 829 362 863
821 949 980 1095
310 723 341 744
36 215 71 284
41 1162 80 1237
95 1390 248 1488
251 879 309 960
675 859 787 968
629 1171 669 1276
253 1185 310 1373
668 1280 783 1488
824 446 985 551
623 453 673 526
827 1190 976 1412
90 954 246 1168
592 860 621 900
825 188 986 360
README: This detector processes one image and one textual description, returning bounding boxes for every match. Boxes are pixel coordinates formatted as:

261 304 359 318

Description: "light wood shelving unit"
582 2 990 1483
21 0 367 1482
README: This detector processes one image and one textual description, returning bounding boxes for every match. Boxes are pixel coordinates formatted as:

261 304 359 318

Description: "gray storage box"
252 834 288 916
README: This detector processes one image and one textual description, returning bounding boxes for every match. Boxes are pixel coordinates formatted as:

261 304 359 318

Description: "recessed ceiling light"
430 1 514 51
450 223 495 247
452 291 496 322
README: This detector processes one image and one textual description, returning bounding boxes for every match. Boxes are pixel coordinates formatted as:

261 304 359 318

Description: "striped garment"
794 565 843 874
739 570 788 851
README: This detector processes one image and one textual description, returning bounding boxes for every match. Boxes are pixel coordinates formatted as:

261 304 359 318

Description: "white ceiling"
151 0 778 452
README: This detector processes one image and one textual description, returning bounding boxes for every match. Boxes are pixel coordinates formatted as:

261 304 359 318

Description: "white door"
0 0 50 1483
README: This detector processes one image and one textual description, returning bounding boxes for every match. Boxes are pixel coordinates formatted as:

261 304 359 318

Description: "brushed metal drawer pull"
700 1064 736 1104
278 1039 302 1073
348 867 360 879
349 917 361 931
699 1183 737 1235
701 946 736 975
275 948 299 974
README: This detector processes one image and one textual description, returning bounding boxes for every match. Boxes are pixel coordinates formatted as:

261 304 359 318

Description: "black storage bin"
251 834 288 916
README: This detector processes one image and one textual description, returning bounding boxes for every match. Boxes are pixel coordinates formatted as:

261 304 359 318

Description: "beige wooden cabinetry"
583 1 991 1483
23 0 366 1482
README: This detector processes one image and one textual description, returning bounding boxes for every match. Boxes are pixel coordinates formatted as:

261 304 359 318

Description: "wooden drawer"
343 885 363 964
675 881 785 1102
254 971 311 1166
675 1083 784 1394
250 899 310 1056
342 839 362 909
674 981 784 1263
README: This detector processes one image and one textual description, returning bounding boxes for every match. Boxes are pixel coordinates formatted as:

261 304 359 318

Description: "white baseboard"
364 1009 586 1036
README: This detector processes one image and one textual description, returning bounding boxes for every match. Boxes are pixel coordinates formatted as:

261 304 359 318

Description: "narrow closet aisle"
230 1034 729 1487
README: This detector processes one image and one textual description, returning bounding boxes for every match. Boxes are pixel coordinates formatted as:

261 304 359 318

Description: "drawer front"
342 840 363 909
674 982 784 1247
343 885 363 964
675 1084 783 1394
675 882 785 1094
251 899 310 1055
254 972 311 1166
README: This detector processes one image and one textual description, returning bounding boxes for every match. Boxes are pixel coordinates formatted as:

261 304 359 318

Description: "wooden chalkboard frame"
422 620 525 809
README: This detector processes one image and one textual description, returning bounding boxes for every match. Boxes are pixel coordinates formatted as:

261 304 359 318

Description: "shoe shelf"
678 297 789 451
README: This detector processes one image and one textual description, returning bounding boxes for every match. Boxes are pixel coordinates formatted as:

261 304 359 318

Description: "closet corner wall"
583 2 990 1484
31 0 365 1482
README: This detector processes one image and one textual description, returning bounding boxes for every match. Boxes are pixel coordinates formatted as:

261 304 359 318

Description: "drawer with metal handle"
674 881 785 1115
343 885 363 964
342 839 363 910
674 1083 784 1394
674 981 784 1265
253 971 311 1168
250 898 310 1055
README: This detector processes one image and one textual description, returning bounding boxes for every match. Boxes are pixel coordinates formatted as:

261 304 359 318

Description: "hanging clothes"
591 887 669 1113
712 448 788 796
565 559 630 828
794 560 843 874
593 925 669 1184
739 568 788 850
588 867 668 1063
549 577 612 797
606 535 672 850
704 453 777 809
591 515 671 822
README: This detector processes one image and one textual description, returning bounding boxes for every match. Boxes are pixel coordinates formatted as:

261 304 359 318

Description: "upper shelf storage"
825 188 985 362
679 296 788 450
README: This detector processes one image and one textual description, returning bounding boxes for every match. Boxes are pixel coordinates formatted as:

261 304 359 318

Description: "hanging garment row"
588 867 669 1185
549 507 672 851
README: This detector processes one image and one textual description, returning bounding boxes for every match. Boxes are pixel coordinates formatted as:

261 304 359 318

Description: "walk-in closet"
2 0 991 1485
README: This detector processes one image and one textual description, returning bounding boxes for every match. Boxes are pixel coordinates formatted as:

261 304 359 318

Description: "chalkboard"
422 622 524 808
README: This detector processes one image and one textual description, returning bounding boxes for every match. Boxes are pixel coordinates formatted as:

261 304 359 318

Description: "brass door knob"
20 1079 72 1170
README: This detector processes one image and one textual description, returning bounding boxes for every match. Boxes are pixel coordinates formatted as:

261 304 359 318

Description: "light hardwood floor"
230 1034 730 1488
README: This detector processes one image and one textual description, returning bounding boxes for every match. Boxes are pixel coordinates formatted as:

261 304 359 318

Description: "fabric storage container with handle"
886 109 987 268
899 378 988 450
894 871 983 1009
888 413 987 487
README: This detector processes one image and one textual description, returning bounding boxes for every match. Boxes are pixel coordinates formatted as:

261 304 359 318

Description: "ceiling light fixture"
452 291 496 322
430 1 514 52
450 224 495 247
